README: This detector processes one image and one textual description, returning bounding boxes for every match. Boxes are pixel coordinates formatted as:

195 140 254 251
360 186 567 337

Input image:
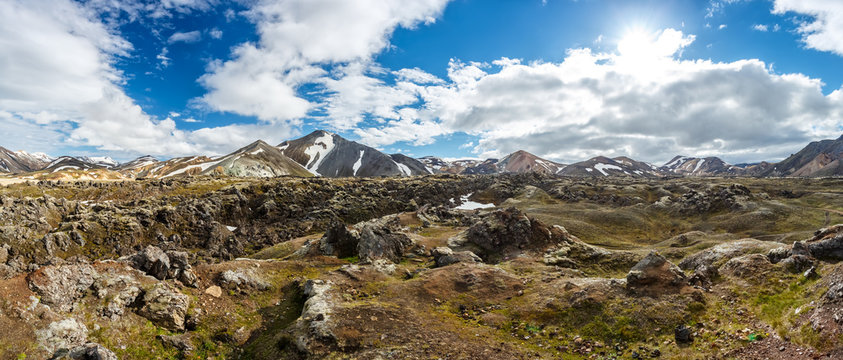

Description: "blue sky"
1 0 842 164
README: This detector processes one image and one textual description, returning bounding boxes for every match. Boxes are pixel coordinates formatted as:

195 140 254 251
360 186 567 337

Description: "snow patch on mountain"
594 163 621 176
396 162 412 176
693 159 706 173
303 132 335 175
353 150 365 176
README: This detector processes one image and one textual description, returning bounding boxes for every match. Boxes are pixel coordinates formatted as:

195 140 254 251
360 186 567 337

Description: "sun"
618 28 655 58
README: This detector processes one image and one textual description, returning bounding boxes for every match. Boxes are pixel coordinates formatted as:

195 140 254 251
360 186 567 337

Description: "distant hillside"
763 135 843 177
278 130 428 177
660 156 739 176
422 150 565 175
0 147 53 173
559 156 662 177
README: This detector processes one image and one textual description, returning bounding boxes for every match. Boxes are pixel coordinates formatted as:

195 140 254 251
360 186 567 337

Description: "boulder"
431 247 482 267
138 283 190 331
157 334 194 357
356 223 413 264
675 325 694 344
125 246 198 287
318 222 359 258
780 254 815 273
91 274 142 320
720 254 775 280
27 264 98 312
50 343 118 360
205 285 222 298
128 246 170 280
218 268 270 292
165 250 198 288
37 318 89 354
626 252 687 295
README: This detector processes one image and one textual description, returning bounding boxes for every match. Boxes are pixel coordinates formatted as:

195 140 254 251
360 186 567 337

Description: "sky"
0 0 842 165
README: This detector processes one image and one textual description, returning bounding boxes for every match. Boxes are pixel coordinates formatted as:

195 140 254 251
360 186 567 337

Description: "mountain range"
1 132 841 180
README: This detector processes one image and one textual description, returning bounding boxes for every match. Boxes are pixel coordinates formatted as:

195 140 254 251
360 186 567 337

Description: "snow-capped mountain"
134 156 215 178
497 150 565 174
559 156 663 177
44 156 107 173
278 130 429 177
76 156 119 168
138 141 312 179
660 156 739 176
203 140 312 178
4 132 841 179
418 157 481 174
115 156 160 174
0 147 53 173
421 151 564 175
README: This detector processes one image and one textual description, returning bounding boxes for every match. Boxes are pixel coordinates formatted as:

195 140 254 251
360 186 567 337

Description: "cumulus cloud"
0 0 290 158
168 30 202 43
197 0 451 123
350 28 843 163
753 24 769 32
773 0 843 56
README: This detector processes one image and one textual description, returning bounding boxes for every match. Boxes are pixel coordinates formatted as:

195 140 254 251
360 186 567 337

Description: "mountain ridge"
2 132 842 179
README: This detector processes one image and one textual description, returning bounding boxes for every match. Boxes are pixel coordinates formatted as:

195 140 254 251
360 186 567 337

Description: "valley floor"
0 174 841 359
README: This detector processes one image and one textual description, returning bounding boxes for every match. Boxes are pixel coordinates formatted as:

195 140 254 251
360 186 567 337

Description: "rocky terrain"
0 173 841 359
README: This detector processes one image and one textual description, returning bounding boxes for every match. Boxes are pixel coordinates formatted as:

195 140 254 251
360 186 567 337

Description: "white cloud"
209 28 223 39
168 30 202 43
393 68 445 84
753 24 769 32
157 47 171 67
350 28 843 163
773 0 843 56
169 111 181 118
85 0 216 22
0 0 288 158
719 24 727 30
197 0 452 124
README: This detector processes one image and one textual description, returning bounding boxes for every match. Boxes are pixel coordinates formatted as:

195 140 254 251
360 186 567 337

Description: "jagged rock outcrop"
452 207 617 266
301 215 415 264
124 246 198 287
295 279 337 354
766 225 843 273
356 219 414 264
